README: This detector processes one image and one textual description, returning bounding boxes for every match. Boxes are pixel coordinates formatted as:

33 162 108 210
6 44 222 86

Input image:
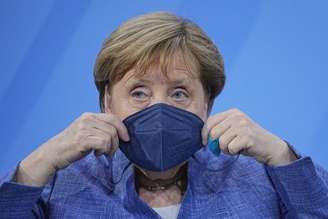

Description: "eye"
171 89 189 101
131 88 149 100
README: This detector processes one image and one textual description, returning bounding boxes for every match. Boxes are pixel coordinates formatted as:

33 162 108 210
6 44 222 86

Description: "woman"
1 12 328 218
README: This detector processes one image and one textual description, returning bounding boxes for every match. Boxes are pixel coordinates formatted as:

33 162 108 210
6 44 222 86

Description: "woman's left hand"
201 108 297 166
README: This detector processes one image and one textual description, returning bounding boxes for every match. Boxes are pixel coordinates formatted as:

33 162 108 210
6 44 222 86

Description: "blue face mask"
119 103 206 172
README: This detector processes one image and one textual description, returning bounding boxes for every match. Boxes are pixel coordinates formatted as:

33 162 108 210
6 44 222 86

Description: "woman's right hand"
15 112 130 187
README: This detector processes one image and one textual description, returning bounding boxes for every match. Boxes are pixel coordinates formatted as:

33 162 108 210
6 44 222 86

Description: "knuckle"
231 108 244 116
75 132 85 142
103 113 116 123
71 139 80 149
246 127 255 138
205 117 215 128
84 112 94 116
100 138 107 146
106 135 112 144
109 126 117 136
81 112 93 121
81 112 89 118
247 137 255 147
239 118 249 126
231 108 240 113
106 113 115 120
219 138 227 149
76 122 86 130
209 128 217 139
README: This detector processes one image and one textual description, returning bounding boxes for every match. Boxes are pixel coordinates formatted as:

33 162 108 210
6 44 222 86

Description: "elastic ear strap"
47 173 58 203
110 161 132 185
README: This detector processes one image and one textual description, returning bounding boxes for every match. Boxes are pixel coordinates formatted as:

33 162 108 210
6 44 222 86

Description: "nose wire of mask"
119 103 204 171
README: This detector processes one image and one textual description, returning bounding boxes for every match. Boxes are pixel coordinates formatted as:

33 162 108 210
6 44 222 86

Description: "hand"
201 108 297 166
15 112 129 186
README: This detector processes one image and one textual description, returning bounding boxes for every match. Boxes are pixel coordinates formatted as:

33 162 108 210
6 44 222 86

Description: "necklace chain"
135 164 188 195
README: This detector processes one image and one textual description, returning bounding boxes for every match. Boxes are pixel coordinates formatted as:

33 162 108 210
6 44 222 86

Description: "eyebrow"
127 77 193 87
168 78 192 86
127 78 154 86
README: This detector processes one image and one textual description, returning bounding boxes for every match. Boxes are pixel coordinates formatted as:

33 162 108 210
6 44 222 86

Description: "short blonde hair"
94 12 225 112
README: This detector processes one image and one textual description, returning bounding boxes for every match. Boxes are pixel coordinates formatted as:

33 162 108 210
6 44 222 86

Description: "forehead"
123 53 199 84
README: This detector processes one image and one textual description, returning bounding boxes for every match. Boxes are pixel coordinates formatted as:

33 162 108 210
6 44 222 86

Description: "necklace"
135 164 188 196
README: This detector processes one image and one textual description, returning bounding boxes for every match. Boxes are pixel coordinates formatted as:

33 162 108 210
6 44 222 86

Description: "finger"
86 129 112 155
227 135 248 155
82 116 121 155
93 113 130 142
108 134 119 156
201 109 238 145
85 119 118 140
88 128 119 157
207 112 248 145
219 127 238 154
85 136 110 157
209 117 233 141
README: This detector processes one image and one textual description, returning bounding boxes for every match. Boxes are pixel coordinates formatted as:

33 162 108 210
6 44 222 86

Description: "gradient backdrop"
1 0 327 175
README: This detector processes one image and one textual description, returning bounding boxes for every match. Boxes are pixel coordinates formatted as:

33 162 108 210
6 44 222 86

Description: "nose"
148 93 170 107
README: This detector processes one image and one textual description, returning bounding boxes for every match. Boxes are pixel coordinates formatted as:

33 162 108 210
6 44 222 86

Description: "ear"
104 87 112 114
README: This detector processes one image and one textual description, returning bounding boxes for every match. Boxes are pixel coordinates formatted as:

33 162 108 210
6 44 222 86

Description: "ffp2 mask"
119 103 204 171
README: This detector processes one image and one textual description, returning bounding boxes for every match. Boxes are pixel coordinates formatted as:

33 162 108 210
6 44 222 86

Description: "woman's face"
104 54 209 179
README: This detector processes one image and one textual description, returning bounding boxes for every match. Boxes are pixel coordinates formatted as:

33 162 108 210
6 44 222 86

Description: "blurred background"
1 0 327 175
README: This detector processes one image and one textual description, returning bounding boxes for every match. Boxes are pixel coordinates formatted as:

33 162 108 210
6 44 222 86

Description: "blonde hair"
94 12 225 112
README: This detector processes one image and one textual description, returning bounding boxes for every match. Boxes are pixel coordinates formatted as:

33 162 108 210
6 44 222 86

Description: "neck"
134 164 188 195
137 164 184 180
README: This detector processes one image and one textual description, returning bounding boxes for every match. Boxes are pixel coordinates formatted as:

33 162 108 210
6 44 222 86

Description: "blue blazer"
1 147 328 218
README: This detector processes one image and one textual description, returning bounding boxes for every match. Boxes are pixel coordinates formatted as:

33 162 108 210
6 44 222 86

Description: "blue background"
1 0 327 175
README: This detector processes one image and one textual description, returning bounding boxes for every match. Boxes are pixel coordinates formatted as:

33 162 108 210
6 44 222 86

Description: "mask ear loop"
109 161 132 185
46 172 57 204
